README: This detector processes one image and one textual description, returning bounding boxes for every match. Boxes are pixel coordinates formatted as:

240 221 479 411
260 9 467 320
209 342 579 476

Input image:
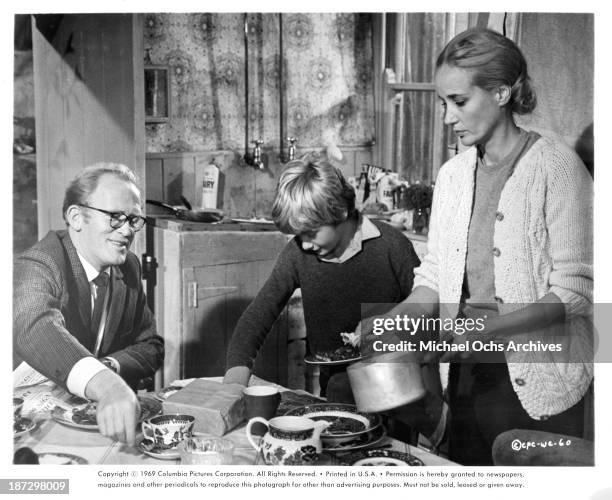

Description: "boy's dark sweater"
226 220 420 369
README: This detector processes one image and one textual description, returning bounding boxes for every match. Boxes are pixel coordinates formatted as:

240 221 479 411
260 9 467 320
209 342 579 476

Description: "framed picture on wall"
145 66 170 123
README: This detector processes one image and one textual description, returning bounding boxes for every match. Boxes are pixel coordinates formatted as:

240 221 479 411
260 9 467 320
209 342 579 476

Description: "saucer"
38 452 88 465
13 417 35 438
339 449 424 466
138 439 181 460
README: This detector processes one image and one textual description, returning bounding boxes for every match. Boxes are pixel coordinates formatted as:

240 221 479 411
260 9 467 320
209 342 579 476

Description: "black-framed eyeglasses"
79 204 146 231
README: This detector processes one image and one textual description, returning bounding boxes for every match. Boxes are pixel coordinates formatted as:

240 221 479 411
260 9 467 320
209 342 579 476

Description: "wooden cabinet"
147 218 289 387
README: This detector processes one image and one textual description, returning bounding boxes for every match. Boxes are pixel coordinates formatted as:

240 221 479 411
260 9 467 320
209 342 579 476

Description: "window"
373 13 520 183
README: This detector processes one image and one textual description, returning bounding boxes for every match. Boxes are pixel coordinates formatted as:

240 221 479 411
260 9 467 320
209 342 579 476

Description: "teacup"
13 397 24 420
142 414 195 449
243 386 281 436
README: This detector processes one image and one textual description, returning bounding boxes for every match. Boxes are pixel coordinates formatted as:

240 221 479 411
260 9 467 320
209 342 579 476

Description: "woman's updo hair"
436 27 536 115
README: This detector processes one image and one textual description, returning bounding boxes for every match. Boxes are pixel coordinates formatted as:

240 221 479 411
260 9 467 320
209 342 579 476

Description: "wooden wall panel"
517 14 593 176
33 17 67 231
145 158 164 202
33 14 144 236
161 156 191 206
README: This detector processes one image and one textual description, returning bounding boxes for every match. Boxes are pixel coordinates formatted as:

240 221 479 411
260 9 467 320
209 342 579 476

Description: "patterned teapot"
246 416 329 465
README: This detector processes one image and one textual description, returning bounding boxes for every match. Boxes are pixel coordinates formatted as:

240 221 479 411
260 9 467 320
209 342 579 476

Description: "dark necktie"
91 272 109 337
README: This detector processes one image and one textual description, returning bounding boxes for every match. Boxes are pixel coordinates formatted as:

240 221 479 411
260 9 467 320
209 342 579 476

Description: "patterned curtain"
143 13 374 153
389 13 455 184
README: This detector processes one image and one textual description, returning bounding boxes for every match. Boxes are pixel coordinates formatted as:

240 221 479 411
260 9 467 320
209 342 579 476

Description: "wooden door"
181 232 289 385
32 14 145 242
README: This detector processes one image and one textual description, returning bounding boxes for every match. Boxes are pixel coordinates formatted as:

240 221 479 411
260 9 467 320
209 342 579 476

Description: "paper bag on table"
162 379 245 436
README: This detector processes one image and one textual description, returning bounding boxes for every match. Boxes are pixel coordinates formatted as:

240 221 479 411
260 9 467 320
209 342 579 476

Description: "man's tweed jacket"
13 230 164 389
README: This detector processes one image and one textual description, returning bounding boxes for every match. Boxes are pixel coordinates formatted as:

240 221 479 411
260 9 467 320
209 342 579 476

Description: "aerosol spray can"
376 171 398 211
200 163 220 209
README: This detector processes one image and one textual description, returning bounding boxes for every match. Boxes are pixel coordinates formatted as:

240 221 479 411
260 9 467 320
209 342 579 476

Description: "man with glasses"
14 163 164 445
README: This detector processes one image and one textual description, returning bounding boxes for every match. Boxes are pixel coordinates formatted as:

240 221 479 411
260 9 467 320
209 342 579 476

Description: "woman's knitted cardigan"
414 136 593 419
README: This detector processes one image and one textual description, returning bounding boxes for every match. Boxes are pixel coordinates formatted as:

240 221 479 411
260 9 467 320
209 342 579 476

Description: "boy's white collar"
318 213 381 263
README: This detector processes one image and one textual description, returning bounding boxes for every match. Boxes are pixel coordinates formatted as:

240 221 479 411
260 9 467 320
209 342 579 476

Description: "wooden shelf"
388 82 436 92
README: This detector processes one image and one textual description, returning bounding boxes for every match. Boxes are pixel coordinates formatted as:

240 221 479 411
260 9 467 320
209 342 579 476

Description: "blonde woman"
361 28 593 465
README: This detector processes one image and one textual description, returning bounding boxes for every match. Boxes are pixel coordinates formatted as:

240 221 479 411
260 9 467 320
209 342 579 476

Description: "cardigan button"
495 211 504 221
494 296 504 304
539 415 550 421
493 247 501 257
514 378 526 386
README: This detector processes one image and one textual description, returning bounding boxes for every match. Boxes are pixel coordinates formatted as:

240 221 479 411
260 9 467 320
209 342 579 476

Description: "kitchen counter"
146 215 279 232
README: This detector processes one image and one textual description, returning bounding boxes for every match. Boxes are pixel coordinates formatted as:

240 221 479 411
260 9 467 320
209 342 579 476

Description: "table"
14 377 456 466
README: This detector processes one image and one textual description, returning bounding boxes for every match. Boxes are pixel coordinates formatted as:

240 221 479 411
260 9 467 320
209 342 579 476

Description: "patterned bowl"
285 403 382 445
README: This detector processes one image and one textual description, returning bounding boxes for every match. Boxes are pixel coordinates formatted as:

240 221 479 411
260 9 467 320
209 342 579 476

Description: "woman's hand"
340 331 360 347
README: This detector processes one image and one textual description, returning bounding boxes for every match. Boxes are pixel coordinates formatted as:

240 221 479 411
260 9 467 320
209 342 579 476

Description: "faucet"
252 139 264 169
244 138 265 170
279 136 298 164
287 137 297 162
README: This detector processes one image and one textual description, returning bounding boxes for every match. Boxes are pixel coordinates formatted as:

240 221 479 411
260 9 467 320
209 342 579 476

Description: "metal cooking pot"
347 351 426 413
146 199 225 223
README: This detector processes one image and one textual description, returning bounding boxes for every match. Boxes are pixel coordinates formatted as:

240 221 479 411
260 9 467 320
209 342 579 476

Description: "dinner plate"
51 404 98 430
304 355 363 366
324 426 387 453
13 417 36 438
285 403 382 438
138 439 181 460
338 449 424 466
51 399 159 430
37 452 88 465
153 385 183 402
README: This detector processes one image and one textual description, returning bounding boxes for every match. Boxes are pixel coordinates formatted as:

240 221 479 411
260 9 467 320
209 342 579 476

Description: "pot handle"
146 199 178 213
245 417 269 451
